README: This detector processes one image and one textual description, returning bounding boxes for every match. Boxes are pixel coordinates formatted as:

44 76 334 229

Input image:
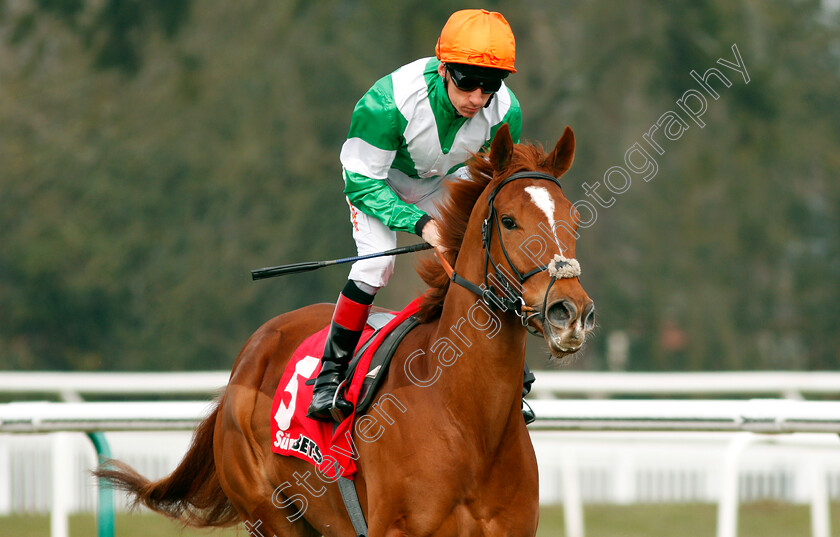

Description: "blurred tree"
505 0 840 371
4 0 192 73
0 0 837 372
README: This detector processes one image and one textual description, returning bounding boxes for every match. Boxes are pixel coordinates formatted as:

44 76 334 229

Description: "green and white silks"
340 57 522 235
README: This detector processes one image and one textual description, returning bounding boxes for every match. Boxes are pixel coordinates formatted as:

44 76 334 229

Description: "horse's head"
481 125 594 357
417 124 595 358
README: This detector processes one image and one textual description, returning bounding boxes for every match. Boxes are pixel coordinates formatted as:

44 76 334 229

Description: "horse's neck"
429 274 528 433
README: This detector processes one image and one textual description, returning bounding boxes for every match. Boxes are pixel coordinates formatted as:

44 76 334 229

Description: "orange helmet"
435 9 516 73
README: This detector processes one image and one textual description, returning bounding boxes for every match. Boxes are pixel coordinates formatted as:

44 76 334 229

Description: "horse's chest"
374 452 538 536
420 498 538 537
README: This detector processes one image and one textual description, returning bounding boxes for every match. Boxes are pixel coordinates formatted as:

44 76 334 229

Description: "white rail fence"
3 370 840 399
1 372 840 537
529 371 840 400
1 399 840 537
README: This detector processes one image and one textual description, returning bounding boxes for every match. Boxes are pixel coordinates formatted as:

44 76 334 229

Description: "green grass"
537 502 840 537
1 503 838 537
0 513 246 537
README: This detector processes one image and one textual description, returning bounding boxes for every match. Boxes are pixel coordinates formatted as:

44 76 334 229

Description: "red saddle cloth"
270 296 422 478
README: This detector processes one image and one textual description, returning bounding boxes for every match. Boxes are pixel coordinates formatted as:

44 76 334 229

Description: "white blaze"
525 186 561 248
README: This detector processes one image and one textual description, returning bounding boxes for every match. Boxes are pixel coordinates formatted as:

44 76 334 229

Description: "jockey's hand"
421 219 446 253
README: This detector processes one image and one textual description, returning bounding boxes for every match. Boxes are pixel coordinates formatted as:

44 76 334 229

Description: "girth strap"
337 476 368 537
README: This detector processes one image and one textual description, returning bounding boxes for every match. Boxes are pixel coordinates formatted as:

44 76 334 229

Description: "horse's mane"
416 141 550 322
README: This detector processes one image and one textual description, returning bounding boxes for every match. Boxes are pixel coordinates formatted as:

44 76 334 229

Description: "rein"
437 171 581 334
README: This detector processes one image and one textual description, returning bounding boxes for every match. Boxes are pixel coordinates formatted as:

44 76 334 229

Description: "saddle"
270 297 422 477
343 312 420 416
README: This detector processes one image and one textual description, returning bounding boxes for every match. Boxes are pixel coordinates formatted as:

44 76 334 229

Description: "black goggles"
446 64 504 94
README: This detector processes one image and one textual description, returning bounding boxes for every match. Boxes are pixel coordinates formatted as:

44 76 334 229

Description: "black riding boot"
306 281 374 423
306 324 360 422
522 362 536 425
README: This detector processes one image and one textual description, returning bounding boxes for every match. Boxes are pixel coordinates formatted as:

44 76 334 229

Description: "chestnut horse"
98 124 594 537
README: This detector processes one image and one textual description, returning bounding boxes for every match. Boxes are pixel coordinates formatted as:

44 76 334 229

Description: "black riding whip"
250 242 433 280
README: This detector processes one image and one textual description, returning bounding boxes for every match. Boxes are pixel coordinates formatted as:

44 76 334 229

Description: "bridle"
436 170 581 334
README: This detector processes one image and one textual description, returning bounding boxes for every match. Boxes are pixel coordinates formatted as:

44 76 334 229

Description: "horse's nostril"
547 300 575 326
583 303 596 331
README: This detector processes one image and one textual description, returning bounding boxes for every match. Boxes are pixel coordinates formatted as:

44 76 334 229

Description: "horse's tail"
93 401 238 527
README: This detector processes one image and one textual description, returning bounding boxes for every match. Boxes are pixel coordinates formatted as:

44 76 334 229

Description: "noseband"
437 171 581 333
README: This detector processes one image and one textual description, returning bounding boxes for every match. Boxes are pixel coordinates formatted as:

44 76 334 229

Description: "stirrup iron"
330 379 352 422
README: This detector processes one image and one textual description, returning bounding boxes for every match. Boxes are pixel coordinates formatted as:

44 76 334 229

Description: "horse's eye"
501 216 517 230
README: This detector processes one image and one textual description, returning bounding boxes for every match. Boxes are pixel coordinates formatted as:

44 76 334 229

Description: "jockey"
307 9 536 423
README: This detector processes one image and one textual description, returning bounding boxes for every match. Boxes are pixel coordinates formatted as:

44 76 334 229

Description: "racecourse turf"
0 502 838 537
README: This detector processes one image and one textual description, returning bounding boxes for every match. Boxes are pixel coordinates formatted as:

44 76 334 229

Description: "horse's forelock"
416 143 548 322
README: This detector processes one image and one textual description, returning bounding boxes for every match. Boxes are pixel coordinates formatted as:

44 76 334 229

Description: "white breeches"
344 169 462 289
346 199 397 289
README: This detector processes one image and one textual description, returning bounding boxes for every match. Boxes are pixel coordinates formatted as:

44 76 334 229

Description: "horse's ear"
489 123 514 172
544 126 575 177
